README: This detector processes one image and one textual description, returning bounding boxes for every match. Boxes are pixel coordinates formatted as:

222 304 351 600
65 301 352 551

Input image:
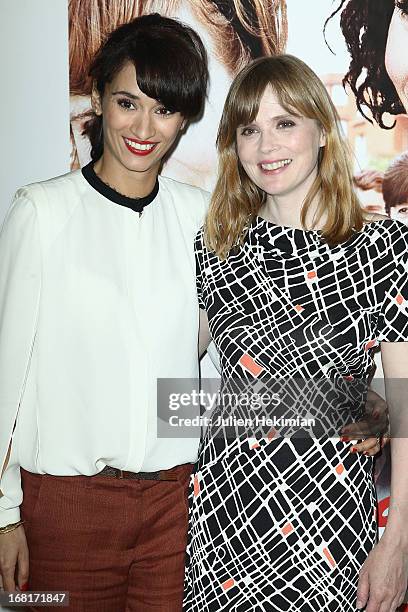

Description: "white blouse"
0 165 209 526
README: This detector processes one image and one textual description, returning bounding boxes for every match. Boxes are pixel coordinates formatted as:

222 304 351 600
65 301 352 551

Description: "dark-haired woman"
0 14 209 611
327 0 408 128
183 54 408 611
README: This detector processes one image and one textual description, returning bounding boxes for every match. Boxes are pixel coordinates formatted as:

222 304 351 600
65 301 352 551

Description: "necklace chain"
97 174 141 200
95 171 144 216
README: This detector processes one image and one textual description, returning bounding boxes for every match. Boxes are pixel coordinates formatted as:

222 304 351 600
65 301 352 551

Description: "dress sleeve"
377 235 408 343
195 229 206 310
0 190 41 527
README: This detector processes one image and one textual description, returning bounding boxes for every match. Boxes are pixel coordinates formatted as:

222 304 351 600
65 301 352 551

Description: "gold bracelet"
0 520 24 535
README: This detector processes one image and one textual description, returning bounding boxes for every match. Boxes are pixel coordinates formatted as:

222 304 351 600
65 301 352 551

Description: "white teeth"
261 159 292 171
125 139 155 151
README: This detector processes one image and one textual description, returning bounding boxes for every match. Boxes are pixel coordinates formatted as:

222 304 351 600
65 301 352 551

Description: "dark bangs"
90 14 208 120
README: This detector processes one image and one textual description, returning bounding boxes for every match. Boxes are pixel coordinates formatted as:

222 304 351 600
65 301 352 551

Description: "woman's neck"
258 162 328 229
93 155 158 199
259 180 325 230
259 197 323 229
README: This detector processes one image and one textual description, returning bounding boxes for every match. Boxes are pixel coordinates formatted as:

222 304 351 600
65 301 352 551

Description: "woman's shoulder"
159 175 210 229
14 168 84 205
159 175 210 207
361 212 408 256
8 170 85 248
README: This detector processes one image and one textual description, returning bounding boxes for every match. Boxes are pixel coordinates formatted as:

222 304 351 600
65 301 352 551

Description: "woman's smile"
123 137 158 156
258 158 293 173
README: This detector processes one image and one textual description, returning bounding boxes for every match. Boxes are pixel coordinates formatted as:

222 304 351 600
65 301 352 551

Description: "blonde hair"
205 54 364 259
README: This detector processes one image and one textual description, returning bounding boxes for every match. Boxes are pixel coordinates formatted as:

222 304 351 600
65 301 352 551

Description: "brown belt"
97 465 179 481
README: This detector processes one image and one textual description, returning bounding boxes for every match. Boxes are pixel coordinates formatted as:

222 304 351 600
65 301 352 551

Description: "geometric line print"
183 219 408 610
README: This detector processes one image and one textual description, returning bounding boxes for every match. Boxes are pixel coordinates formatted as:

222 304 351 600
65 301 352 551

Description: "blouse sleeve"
195 229 206 310
0 190 41 527
377 236 408 343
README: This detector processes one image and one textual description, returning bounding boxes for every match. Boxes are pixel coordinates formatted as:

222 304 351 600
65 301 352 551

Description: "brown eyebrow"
112 91 140 99
239 114 300 128
272 113 300 120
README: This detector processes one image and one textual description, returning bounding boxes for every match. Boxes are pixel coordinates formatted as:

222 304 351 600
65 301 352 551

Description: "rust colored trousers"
20 464 193 611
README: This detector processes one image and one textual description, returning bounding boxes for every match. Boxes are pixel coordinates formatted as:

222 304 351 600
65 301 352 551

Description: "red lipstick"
123 137 157 156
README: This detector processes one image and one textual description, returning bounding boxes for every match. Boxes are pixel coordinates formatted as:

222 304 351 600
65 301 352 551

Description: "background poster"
68 0 406 565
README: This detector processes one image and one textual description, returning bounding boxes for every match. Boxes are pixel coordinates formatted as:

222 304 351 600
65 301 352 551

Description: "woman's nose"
259 131 280 154
130 112 155 141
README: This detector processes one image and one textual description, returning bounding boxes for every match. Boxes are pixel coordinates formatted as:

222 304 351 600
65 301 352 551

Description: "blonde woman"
183 55 408 611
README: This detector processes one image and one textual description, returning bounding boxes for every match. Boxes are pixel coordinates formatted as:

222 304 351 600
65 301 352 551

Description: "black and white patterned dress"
183 217 408 612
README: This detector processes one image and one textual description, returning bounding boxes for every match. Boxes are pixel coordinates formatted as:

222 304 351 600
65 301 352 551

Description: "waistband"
97 464 191 481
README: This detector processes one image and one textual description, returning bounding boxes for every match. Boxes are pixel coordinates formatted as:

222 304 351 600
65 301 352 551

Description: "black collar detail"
81 161 159 213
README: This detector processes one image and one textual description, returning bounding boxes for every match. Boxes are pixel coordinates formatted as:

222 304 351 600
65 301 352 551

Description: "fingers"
364 583 404 611
341 420 378 438
0 527 28 593
342 415 388 438
381 435 390 449
392 595 406 611
374 594 400 612
17 546 29 591
341 422 365 438
1 565 16 592
376 600 388 612
340 421 382 455
366 597 385 612
356 570 370 610
347 436 381 456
